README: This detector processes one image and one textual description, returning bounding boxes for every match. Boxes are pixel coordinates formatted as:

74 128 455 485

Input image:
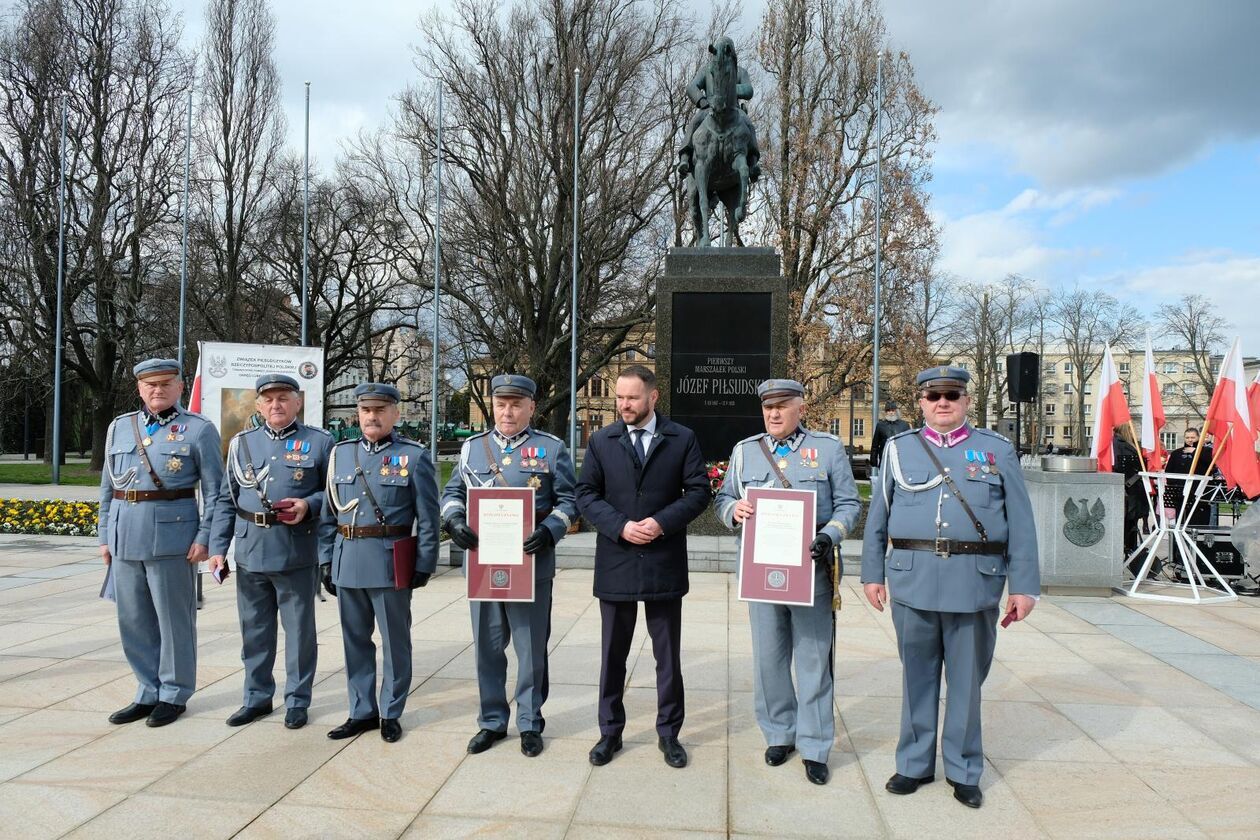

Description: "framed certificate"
467 486 535 602
738 487 817 607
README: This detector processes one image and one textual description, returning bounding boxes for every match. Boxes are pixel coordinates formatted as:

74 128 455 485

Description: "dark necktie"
631 428 645 466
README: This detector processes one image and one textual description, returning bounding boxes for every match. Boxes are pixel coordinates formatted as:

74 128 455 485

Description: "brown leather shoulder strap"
758 438 792 489
479 435 510 487
131 413 164 490
351 443 388 524
912 432 988 542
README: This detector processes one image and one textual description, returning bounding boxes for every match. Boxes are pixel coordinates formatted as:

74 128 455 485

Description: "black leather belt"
338 524 412 539
238 509 279 528
113 488 197 502
891 538 1007 557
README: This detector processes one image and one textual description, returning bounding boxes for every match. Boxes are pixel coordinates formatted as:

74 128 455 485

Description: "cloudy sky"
166 0 1260 343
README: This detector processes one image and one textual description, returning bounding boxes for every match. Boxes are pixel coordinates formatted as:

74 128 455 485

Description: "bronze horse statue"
683 37 761 246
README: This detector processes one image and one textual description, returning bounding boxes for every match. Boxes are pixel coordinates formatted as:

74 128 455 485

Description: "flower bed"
0 498 99 537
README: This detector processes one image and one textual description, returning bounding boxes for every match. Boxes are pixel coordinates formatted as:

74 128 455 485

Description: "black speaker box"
1006 352 1040 402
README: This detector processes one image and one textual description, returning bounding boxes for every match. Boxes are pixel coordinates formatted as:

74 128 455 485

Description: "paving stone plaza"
2 528 1260 839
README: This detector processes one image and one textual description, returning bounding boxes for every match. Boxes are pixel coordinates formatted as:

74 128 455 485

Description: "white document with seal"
752 495 805 566
476 497 525 566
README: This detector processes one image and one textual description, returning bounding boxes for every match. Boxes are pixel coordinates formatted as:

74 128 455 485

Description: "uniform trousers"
338 586 413 720
235 565 319 709
747 574 836 763
891 602 998 785
113 557 198 705
598 598 684 738
470 578 553 733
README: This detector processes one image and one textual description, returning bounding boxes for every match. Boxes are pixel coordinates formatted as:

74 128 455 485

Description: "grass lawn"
0 460 456 489
0 463 102 486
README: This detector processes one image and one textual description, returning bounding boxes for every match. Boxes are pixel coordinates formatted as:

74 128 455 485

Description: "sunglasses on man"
921 390 964 402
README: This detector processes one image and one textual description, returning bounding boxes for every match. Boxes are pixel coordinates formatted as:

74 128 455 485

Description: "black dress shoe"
226 702 273 726
764 744 796 766
109 702 156 725
658 735 687 769
885 772 935 795
520 730 544 757
804 760 830 785
380 718 402 742
284 708 308 729
145 701 186 728
948 778 984 808
589 734 623 766
327 716 380 740
467 728 508 754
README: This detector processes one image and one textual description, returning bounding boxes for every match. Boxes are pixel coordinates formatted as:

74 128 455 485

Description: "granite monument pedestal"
1024 467 1125 593
656 247 789 462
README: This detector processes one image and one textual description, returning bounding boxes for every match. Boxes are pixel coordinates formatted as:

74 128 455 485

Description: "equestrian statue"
678 36 762 247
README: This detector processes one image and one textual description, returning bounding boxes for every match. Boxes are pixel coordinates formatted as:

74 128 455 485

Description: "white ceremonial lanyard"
105 419 138 490
886 438 945 509
325 447 360 517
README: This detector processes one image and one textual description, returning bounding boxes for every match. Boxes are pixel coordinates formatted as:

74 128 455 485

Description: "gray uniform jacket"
439 427 578 580
98 406 223 560
318 436 440 589
209 422 334 572
715 427 861 550
860 427 1040 612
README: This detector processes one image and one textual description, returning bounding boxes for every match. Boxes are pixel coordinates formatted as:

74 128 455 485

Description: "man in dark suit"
575 364 710 769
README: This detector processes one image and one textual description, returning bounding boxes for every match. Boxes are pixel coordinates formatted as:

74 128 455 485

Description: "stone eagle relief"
1063 497 1106 547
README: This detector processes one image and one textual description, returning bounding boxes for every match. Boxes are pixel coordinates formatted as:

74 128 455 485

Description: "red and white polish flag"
1089 344 1132 472
1140 332 1166 471
1206 337 1260 497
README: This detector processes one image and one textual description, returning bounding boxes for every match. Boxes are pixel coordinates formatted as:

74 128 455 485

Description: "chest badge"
166 456 183 473
292 468 305 482
527 474 542 489
800 447 819 468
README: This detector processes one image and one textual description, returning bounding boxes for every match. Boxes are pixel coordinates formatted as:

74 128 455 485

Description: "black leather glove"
409 570 430 589
320 564 336 597
446 515 478 550
523 525 555 554
810 533 834 564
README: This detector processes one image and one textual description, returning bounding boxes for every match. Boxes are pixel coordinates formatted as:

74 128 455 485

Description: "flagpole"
177 87 192 370
430 83 442 469
569 66 581 457
51 97 68 486
871 50 884 432
301 81 310 346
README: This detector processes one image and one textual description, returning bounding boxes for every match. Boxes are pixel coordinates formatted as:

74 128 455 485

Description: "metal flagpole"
301 81 310 346
51 98 68 485
430 84 442 468
570 67 581 457
177 87 192 370
872 51 884 430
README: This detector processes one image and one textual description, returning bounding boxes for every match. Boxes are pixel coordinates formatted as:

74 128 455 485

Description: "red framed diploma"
467 486 535 602
737 487 817 607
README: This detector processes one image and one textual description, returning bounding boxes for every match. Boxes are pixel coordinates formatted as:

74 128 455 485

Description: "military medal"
528 475 542 489
502 455 513 466
293 468 304 481
399 455 409 477
801 447 819 468
166 456 182 473
987 451 999 475
380 466 390 476
142 436 152 446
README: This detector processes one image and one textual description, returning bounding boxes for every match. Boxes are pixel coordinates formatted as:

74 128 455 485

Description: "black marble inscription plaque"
671 292 771 460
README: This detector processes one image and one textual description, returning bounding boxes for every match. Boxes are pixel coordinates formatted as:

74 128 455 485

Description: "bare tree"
948 274 1033 428
1050 286 1144 444
400 0 690 436
754 0 938 405
1157 293 1228 420
0 0 192 467
189 0 286 342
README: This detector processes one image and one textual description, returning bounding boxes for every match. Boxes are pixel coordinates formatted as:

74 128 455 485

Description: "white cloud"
1111 255 1260 343
884 0 1260 188
936 188 1114 282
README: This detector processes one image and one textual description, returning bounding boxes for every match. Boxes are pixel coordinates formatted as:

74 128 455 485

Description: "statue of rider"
678 40 762 180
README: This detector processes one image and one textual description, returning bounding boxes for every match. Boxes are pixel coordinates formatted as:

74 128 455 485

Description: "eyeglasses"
922 390 963 402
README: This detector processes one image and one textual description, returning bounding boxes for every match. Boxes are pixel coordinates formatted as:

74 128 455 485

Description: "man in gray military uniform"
318 382 440 743
861 366 1039 809
441 374 578 758
714 379 860 785
98 357 223 727
209 374 333 730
